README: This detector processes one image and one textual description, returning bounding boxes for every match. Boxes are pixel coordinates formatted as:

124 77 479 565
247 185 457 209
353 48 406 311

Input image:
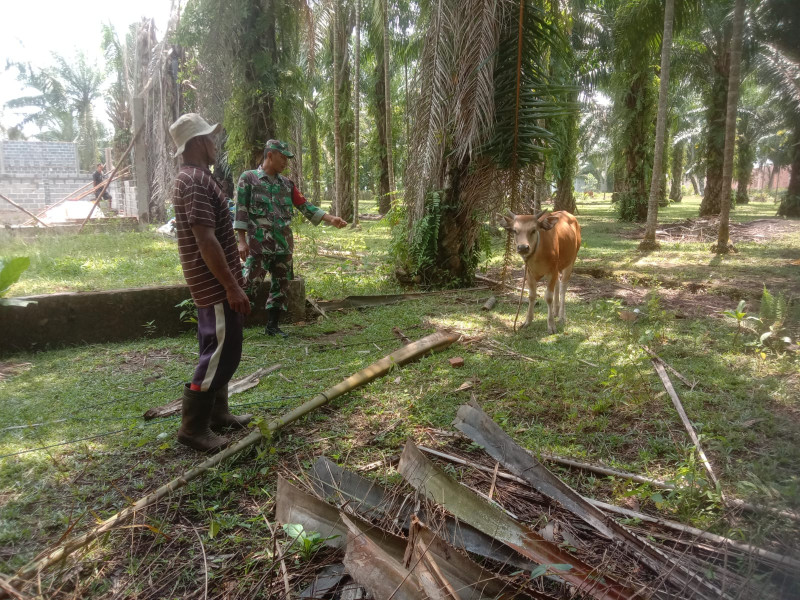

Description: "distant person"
234 139 347 337
92 163 113 213
169 113 252 453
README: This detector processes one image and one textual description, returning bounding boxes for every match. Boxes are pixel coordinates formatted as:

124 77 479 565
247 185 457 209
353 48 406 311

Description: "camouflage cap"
264 139 294 158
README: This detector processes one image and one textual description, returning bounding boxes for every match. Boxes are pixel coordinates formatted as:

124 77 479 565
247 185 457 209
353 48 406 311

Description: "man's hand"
226 284 251 315
237 239 249 262
323 214 348 229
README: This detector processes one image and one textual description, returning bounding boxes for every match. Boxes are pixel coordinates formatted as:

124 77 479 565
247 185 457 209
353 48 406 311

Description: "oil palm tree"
4 63 71 138
641 0 677 248
608 0 695 222
753 1 800 216
714 0 746 253
404 0 573 285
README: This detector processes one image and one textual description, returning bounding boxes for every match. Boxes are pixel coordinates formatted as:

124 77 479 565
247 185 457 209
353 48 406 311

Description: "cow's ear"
497 213 515 231
538 212 559 230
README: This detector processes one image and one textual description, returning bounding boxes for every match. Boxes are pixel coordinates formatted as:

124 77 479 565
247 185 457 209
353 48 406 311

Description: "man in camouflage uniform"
234 140 347 337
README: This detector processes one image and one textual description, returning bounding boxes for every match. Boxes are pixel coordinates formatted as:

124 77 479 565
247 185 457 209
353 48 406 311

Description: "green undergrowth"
1 193 798 595
1 289 798 578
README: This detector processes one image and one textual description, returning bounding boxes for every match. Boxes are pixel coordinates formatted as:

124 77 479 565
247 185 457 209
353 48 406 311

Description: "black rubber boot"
177 385 230 453
210 386 253 432
265 307 288 338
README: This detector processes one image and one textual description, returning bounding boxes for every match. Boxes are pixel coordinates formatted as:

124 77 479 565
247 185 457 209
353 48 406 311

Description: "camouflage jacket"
233 168 325 255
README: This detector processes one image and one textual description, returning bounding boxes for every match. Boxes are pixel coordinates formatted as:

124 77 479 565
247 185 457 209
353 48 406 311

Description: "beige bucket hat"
169 113 221 158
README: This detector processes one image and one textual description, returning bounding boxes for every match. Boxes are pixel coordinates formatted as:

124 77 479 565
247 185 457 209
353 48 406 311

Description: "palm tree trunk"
669 140 684 202
735 124 751 205
375 58 391 214
353 0 360 226
382 0 395 196
699 49 729 216
689 174 700 195
308 98 322 208
715 0 745 253
333 4 344 217
553 95 579 215
778 121 800 217
534 163 546 211
404 54 409 153
295 113 304 192
642 0 675 249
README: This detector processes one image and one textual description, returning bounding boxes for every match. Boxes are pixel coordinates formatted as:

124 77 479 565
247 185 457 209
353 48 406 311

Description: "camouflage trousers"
243 253 293 312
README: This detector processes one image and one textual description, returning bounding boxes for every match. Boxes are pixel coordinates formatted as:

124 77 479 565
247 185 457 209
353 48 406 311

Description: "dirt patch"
627 217 800 243
0 361 33 381
115 349 187 374
485 268 740 319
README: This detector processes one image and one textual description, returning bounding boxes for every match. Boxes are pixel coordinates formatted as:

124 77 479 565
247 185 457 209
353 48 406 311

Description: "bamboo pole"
0 192 50 227
78 129 141 232
9 330 459 588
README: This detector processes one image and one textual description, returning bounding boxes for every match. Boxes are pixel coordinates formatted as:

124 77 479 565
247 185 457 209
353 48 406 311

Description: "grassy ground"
1 194 798 597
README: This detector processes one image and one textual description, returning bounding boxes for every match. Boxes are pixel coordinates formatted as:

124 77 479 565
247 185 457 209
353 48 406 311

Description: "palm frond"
482 0 575 170
406 0 458 222
451 0 507 163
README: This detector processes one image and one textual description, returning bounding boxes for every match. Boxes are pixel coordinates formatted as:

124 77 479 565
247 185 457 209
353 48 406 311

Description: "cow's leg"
522 273 537 327
558 264 573 325
551 275 561 320
545 276 558 333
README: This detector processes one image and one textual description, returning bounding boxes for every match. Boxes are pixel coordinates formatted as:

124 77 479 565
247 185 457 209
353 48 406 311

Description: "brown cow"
499 210 581 333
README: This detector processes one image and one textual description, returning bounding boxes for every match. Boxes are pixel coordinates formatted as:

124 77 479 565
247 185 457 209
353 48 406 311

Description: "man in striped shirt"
169 113 253 453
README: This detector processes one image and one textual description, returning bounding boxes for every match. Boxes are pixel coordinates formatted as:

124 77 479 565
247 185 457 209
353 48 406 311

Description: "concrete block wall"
0 175 121 225
0 140 79 175
0 141 123 225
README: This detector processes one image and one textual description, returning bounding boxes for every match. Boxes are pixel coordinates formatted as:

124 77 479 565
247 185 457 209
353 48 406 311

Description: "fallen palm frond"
397 440 639 600
310 456 540 572
641 345 695 388
8 330 459 592
453 401 727 599
276 477 509 599
417 441 800 575
342 513 429 600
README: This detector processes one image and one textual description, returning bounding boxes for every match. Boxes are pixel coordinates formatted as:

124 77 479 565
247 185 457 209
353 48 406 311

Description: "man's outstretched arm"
291 185 347 228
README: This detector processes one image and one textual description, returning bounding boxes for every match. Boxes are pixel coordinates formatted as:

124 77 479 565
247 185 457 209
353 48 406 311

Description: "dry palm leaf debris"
273 406 798 599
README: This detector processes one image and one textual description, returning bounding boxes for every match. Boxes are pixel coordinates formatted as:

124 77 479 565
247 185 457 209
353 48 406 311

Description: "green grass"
0 228 185 295
1 193 798 595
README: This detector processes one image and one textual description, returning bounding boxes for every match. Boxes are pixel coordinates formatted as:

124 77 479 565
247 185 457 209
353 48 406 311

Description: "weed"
281 523 337 561
175 298 198 324
722 300 750 343
1 194 798 595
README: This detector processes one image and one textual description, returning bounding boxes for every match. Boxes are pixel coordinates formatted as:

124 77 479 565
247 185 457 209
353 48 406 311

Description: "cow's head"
497 209 558 260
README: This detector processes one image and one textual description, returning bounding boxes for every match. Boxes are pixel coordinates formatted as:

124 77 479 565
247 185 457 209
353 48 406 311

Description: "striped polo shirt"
173 166 243 307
